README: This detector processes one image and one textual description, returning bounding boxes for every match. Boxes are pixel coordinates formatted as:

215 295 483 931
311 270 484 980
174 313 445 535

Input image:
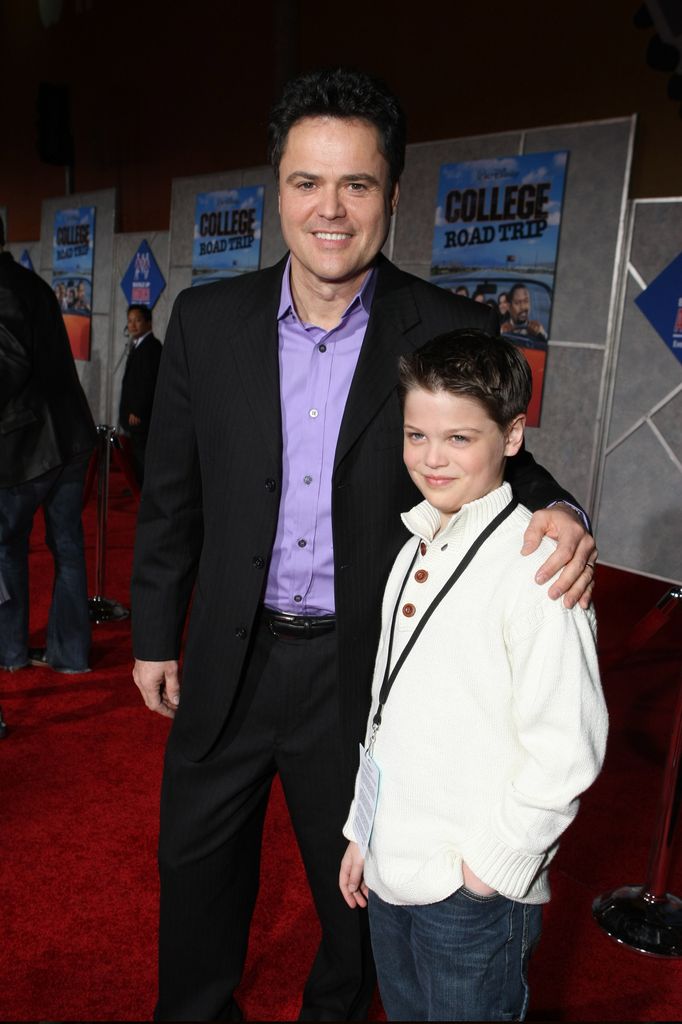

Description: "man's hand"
128 413 141 426
133 659 180 718
521 505 597 610
339 841 369 908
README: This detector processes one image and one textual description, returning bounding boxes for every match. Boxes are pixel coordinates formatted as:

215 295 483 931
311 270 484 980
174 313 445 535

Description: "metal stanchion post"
88 424 129 624
593 656 682 957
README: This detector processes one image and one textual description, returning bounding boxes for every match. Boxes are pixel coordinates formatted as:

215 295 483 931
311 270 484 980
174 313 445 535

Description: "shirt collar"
132 330 152 348
277 255 377 324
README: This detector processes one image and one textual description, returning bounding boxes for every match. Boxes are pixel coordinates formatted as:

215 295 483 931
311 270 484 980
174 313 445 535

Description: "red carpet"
1 472 681 1021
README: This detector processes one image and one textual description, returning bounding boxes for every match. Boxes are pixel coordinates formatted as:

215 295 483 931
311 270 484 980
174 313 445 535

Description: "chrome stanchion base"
88 595 130 624
593 885 682 957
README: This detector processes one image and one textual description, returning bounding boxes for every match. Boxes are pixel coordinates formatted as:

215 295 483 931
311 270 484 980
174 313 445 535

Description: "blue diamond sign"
19 249 35 272
634 251 682 367
120 239 166 309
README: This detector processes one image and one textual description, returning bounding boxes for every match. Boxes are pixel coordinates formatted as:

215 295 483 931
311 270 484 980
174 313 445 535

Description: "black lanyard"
371 498 519 737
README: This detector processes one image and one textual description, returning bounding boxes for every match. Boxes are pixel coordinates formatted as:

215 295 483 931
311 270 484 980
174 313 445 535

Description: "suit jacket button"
253 556 265 569
235 627 247 639
414 569 428 583
265 478 276 492
420 542 427 556
402 603 416 618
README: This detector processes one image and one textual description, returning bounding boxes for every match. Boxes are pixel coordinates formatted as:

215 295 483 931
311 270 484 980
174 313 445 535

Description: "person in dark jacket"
118 304 162 486
0 216 96 673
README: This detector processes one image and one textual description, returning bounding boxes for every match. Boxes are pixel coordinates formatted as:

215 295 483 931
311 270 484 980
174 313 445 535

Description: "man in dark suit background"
118 304 162 486
131 70 597 1021
0 215 96 674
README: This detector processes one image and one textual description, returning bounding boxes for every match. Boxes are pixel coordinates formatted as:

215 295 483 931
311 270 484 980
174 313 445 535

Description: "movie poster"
52 205 96 360
192 186 265 286
431 152 569 425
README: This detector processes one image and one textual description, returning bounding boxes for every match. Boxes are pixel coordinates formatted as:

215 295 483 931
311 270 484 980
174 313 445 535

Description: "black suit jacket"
118 332 162 435
0 251 96 487
132 255 578 763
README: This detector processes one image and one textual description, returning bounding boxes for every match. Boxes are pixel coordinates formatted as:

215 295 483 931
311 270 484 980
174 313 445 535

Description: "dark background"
1 0 680 240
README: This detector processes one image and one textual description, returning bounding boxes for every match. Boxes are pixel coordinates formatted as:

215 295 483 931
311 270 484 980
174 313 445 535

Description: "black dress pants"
155 615 375 1021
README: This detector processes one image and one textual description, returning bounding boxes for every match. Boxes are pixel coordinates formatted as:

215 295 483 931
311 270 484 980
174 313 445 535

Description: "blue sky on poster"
53 206 96 274
431 152 568 272
192 186 264 277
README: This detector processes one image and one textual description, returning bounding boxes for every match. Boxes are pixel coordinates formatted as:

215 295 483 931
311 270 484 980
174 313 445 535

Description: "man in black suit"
118 304 162 486
131 70 597 1021
0 216 96 673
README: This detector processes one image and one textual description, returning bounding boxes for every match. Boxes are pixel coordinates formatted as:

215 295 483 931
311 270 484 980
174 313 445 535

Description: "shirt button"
303 475 312 485
235 626 247 639
420 542 427 556
297 539 307 548
414 569 428 583
309 408 319 418
318 343 327 353
265 478 276 492
253 556 265 569
294 594 303 603
402 603 416 618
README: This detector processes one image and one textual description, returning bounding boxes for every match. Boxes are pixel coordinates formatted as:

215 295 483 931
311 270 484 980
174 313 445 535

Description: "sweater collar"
401 482 514 545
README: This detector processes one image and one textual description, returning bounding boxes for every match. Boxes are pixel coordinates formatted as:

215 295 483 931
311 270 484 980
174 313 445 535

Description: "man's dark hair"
507 282 529 302
398 329 532 428
268 68 407 186
127 303 152 322
0 215 5 248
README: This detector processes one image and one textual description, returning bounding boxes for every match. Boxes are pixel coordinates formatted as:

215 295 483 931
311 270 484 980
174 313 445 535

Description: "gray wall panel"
598 422 682 583
525 345 604 506
629 200 682 282
524 120 634 346
606 275 682 447
593 197 682 582
652 390 682 464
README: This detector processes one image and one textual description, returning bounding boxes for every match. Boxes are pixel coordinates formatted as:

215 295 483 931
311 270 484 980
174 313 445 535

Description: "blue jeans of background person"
368 886 543 1022
0 456 91 670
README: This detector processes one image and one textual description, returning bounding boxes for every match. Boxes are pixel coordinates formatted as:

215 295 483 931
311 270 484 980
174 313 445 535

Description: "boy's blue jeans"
368 886 543 1022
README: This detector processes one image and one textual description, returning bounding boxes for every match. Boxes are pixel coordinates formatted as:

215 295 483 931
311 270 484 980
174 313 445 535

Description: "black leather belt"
263 607 336 639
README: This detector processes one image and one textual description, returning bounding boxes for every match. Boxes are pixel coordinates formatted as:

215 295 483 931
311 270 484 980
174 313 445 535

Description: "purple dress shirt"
264 260 377 616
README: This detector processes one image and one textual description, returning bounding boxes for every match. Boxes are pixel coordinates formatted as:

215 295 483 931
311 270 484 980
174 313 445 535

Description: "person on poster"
118 304 162 487
130 68 597 1022
339 329 607 1022
0 215 96 674
501 282 548 346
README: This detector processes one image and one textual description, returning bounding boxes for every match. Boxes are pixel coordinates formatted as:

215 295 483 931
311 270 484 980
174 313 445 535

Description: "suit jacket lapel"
334 257 421 471
229 258 286 464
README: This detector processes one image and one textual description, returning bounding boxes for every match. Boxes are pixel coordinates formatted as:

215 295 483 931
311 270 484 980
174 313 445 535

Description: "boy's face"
403 388 525 530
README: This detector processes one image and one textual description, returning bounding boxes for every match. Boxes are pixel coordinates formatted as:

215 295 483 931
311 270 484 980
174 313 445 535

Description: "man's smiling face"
278 115 399 296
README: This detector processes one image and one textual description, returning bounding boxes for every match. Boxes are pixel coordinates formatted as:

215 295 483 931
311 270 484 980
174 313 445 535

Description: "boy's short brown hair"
398 329 532 429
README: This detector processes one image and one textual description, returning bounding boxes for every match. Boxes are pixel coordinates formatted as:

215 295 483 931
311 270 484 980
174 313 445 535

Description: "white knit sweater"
344 483 608 906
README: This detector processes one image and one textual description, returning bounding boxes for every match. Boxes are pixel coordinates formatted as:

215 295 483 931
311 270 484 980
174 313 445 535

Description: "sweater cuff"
342 805 357 843
460 826 546 900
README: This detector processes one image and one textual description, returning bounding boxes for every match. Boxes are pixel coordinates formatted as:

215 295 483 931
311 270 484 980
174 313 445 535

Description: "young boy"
339 329 608 1022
